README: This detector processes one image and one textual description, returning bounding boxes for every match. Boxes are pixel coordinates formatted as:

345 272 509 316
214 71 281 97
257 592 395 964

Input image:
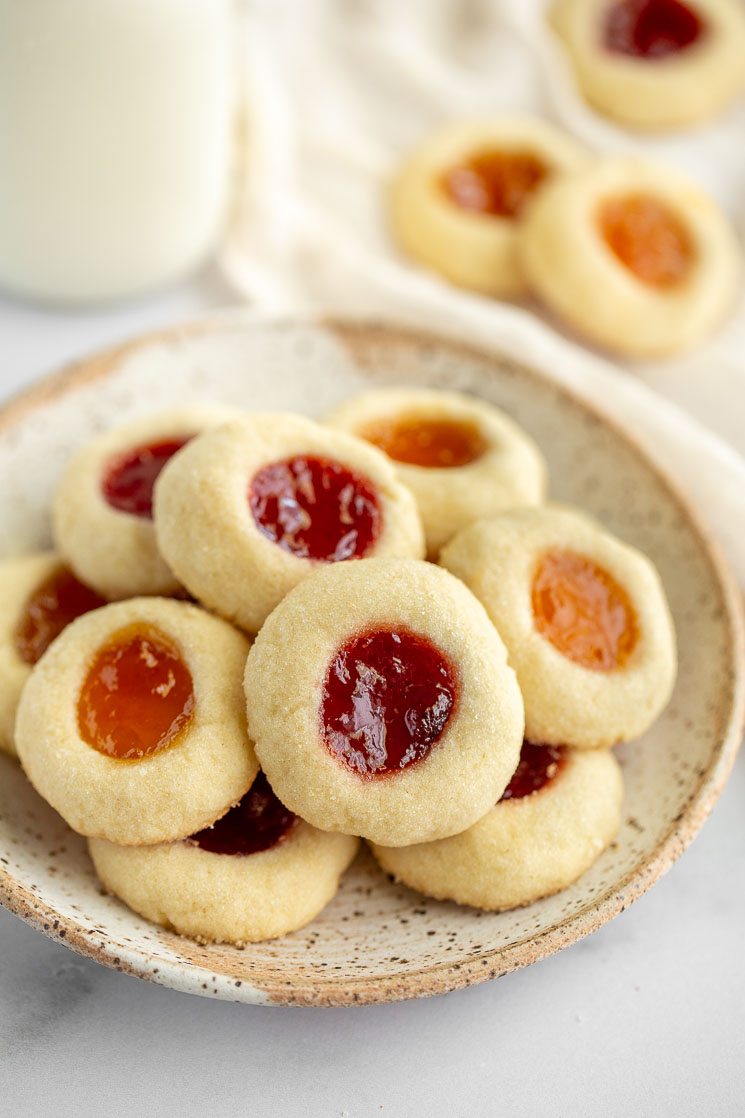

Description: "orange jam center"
442 150 550 218
77 623 194 759
361 415 487 469
14 566 106 666
599 194 693 288
531 550 638 671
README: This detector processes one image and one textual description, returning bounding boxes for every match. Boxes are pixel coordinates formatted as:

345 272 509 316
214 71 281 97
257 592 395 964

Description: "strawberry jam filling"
499 741 566 802
362 416 487 469
599 194 693 287
77 623 194 759
321 628 458 777
188 772 297 856
102 436 192 518
14 566 105 666
442 149 549 218
603 0 704 58
249 455 381 562
532 550 638 671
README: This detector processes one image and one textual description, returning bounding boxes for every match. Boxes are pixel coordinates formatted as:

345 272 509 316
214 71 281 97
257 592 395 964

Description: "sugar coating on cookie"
0 552 106 758
324 387 548 557
390 116 589 297
244 557 524 847
154 413 425 633
15 597 258 845
440 505 677 749
53 404 241 599
519 157 741 357
551 0 745 130
371 744 623 910
88 772 359 944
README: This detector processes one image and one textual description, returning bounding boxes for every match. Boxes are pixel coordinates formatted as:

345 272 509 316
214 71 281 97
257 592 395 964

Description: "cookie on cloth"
440 505 676 749
89 772 359 945
53 404 240 599
324 387 547 557
244 557 524 847
519 157 741 356
154 413 425 633
15 597 258 846
0 552 105 757
550 0 745 130
389 116 588 297
371 741 623 911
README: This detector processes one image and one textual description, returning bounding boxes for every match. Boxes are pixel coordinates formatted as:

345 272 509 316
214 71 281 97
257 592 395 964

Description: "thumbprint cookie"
154 414 425 633
0 553 105 757
519 157 741 357
244 558 524 847
389 116 588 297
551 0 745 130
89 772 359 945
53 404 240 599
440 505 677 749
15 597 258 846
371 742 623 911
324 387 548 557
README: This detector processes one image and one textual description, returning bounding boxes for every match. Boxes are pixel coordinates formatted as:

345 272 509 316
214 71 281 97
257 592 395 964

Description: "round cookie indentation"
249 455 381 562
102 436 192 518
321 628 458 777
603 0 705 57
361 414 487 470
441 149 550 219
500 741 567 801
598 194 694 288
14 564 106 667
188 772 297 856
77 623 195 760
532 550 639 671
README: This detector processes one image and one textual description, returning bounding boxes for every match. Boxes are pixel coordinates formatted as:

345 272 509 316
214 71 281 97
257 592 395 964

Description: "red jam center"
102 436 192 518
249 455 382 562
604 0 704 58
362 416 488 469
532 550 638 671
188 772 297 856
14 566 105 666
77 623 194 760
499 741 566 802
599 194 693 288
321 628 458 777
442 150 550 219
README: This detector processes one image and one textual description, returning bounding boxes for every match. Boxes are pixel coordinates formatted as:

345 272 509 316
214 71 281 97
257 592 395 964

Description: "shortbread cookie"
244 558 524 847
0 552 105 757
519 157 741 356
440 505 676 749
371 742 623 910
53 404 240 599
551 0 745 130
325 387 548 556
89 772 359 945
15 597 258 845
390 116 588 297
154 414 425 633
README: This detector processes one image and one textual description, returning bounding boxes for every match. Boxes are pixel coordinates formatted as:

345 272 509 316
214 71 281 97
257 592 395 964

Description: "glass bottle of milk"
0 0 235 304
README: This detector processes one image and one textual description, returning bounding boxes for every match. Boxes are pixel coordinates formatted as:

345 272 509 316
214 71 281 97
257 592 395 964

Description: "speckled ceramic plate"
0 315 742 1006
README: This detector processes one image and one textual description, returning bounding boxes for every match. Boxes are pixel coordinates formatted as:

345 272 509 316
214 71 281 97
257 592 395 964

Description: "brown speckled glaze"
0 314 743 1007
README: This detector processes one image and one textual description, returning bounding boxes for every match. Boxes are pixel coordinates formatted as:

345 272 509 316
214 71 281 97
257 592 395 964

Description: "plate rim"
1 310 743 1007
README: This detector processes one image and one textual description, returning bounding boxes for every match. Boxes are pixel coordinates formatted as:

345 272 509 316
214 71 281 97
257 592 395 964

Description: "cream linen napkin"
220 0 745 582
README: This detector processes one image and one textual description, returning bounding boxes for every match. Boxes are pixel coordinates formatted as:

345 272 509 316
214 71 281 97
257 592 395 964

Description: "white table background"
1 271 743 1118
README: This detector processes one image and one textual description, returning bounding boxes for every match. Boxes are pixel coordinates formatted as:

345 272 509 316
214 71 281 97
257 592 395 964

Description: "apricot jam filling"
442 149 549 219
188 773 297 856
102 436 192 518
361 415 488 469
532 550 638 671
603 0 704 58
599 194 694 287
321 628 458 777
14 566 105 666
249 455 382 562
499 741 566 802
77 623 194 760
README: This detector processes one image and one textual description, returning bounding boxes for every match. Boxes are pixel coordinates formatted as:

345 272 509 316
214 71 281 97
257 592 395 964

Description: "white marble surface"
1 276 743 1117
